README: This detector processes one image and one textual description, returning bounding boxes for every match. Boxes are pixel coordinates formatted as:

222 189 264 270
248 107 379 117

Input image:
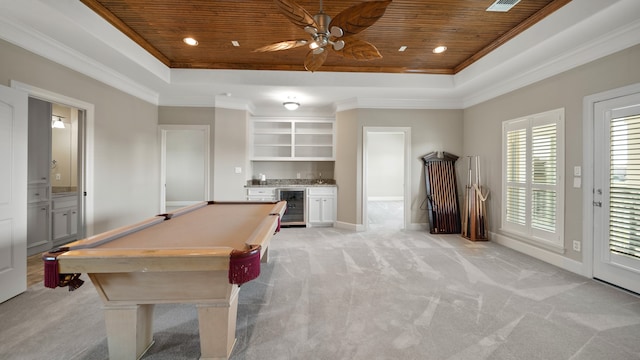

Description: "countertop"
245 179 336 188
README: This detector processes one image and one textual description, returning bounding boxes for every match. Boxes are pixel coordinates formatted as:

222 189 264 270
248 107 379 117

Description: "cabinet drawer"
53 195 77 209
307 187 336 196
247 188 276 196
27 186 48 203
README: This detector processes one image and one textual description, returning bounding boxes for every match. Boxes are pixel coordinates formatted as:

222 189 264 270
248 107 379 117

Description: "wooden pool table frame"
51 201 286 360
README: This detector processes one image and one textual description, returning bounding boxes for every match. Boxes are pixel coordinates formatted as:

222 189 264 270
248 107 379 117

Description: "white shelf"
251 117 335 161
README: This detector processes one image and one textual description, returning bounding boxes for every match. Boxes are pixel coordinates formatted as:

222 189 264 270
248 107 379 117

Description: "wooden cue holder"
422 152 462 234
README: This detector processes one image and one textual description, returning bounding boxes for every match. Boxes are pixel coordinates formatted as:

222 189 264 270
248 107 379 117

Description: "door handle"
593 201 602 207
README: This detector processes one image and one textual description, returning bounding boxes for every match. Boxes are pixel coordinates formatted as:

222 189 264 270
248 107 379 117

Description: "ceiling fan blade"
335 39 382 60
329 0 391 37
304 49 329 72
254 40 308 52
274 0 317 29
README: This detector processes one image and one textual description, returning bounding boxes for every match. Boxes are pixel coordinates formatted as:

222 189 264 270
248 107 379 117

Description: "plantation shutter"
609 114 640 259
531 123 557 233
502 109 564 247
506 127 527 228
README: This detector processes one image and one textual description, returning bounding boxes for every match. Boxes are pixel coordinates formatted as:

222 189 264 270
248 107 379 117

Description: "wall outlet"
296 172 301 179
55 173 61 180
573 240 581 252
234 167 242 174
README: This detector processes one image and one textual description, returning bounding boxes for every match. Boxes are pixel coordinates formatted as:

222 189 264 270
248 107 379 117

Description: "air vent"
486 0 521 12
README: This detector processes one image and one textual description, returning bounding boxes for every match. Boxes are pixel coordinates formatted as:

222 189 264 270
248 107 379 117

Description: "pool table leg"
103 303 155 360
197 286 239 360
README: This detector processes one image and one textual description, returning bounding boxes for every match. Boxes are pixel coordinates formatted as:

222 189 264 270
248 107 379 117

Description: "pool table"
43 200 286 360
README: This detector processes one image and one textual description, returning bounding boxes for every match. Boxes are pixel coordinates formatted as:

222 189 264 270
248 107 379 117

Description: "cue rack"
422 151 461 234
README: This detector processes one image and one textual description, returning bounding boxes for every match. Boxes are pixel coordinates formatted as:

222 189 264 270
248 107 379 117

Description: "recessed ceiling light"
433 46 447 54
231 40 240 47
398 46 407 52
183 37 198 46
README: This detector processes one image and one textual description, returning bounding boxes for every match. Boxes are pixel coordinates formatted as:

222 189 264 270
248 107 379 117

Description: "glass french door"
593 92 640 294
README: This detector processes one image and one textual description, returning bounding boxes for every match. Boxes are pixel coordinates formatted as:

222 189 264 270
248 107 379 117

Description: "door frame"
583 82 640 279
11 80 95 237
159 125 210 213
362 127 411 230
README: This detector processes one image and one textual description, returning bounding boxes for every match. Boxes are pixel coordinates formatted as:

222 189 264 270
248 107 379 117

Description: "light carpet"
1 226 640 360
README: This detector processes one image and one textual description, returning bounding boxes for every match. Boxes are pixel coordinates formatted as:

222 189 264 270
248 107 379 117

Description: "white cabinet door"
27 204 49 250
321 196 335 223
69 209 78 237
27 97 51 184
52 210 70 240
307 188 336 226
308 196 323 223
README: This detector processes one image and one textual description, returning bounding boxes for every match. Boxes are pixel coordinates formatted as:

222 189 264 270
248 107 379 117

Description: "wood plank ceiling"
80 0 571 74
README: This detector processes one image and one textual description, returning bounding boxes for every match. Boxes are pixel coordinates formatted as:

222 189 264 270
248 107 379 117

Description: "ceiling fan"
254 0 392 72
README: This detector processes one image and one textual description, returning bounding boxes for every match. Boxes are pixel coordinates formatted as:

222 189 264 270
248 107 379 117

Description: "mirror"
51 104 78 194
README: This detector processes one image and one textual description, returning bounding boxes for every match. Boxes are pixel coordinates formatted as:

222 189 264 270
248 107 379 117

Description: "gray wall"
0 39 159 234
336 108 464 226
214 107 249 201
158 106 215 200
463 44 640 262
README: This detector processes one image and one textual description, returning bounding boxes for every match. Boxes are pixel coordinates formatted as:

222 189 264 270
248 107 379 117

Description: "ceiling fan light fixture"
433 46 447 54
332 40 345 51
330 26 344 38
283 101 300 111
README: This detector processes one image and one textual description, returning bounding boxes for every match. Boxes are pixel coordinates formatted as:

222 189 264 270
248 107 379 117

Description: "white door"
0 84 28 303
159 125 209 212
593 91 640 294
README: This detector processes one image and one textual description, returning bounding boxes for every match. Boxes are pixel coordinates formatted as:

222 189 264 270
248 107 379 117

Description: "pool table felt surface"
56 201 285 274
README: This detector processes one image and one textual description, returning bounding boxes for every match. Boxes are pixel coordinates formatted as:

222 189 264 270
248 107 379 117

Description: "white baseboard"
335 221 365 232
492 232 586 276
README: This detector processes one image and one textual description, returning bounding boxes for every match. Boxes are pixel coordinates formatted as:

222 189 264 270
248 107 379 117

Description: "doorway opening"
363 127 411 230
12 81 94 257
159 125 210 213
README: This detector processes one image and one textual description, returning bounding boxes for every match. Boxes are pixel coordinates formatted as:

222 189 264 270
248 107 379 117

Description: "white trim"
501 108 565 249
583 82 640 280
492 232 585 276
335 221 365 232
363 127 412 231
10 80 95 237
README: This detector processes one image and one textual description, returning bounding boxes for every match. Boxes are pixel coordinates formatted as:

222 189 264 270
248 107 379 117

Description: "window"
502 108 565 248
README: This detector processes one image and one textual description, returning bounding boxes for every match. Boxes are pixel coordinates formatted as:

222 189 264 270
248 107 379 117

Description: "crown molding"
0 12 160 105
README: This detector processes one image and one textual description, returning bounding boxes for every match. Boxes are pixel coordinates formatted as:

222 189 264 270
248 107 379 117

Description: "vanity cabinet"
250 118 335 161
27 98 51 185
307 187 336 226
27 98 53 255
27 203 50 251
52 195 78 244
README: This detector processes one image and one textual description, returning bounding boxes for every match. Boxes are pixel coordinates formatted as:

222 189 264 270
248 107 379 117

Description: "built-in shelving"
250 117 335 161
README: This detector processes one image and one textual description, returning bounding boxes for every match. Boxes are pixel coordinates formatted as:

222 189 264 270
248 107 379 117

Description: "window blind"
506 128 526 226
609 114 640 259
531 123 557 233
502 108 564 247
